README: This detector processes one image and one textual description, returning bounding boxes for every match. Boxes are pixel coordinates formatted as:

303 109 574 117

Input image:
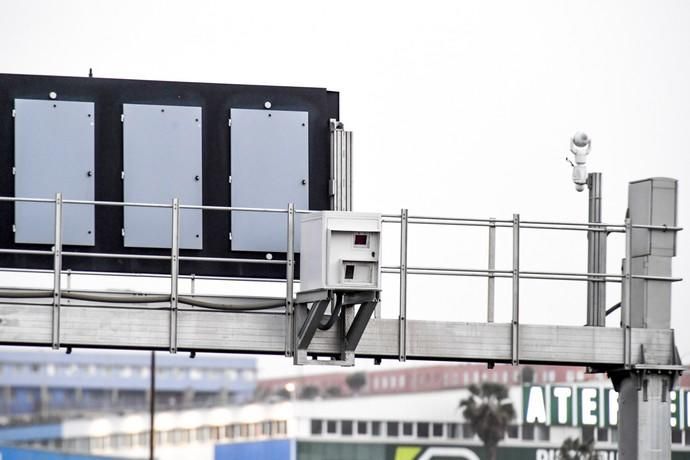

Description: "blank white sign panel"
122 104 203 249
14 99 95 246
230 108 309 252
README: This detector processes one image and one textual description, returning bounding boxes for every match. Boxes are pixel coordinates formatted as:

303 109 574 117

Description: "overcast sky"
0 0 688 377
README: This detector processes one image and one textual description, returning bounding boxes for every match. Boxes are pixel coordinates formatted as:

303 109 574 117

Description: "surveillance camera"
569 132 591 192
572 131 590 148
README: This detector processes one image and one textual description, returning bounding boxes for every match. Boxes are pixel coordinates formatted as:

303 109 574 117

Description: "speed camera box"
299 212 381 292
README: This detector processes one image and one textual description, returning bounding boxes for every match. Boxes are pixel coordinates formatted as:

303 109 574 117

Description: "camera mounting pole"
587 172 607 327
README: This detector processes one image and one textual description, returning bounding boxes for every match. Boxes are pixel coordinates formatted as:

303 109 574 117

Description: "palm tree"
559 437 594 460
459 382 516 460
345 372 367 395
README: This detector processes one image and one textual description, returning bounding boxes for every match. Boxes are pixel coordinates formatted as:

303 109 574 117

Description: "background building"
1 364 688 459
0 349 257 422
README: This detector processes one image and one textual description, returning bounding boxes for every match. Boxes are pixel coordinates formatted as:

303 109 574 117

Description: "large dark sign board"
0 73 339 278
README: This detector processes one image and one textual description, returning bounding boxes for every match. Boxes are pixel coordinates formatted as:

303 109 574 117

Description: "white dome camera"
569 132 591 192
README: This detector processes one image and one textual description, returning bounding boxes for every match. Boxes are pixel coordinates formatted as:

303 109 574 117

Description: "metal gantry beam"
0 302 676 367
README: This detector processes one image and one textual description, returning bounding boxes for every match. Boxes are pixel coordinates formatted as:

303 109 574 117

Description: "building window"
387 422 399 437
402 422 413 436
685 428 690 446
506 425 519 439
326 420 337 434
535 425 550 441
522 425 535 441
357 421 367 435
417 422 429 438
371 421 381 436
447 423 460 439
196 426 210 442
582 426 595 444
671 428 682 444
342 420 353 436
462 423 475 439
597 428 609 442
432 423 443 438
611 427 619 443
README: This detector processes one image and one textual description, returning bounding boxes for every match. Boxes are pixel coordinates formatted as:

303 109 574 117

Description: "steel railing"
0 195 683 364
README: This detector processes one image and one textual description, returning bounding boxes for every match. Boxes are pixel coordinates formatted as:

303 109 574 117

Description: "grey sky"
0 0 688 375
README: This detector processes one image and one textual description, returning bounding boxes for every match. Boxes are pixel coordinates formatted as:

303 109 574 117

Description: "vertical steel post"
623 217 632 368
346 131 353 211
51 192 63 350
587 173 607 326
148 350 155 460
616 178 677 460
286 203 295 358
398 209 409 362
329 120 353 212
169 198 180 354
511 213 520 365
487 218 496 323
330 120 337 210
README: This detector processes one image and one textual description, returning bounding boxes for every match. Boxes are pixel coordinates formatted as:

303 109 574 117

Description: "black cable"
605 302 622 316
318 293 342 330
178 296 285 311
0 289 285 311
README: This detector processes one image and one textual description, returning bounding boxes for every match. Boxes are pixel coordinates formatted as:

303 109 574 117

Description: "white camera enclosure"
299 212 381 292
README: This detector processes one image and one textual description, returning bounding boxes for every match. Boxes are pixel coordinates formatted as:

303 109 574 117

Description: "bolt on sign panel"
14 99 95 246
230 108 309 253
122 103 203 250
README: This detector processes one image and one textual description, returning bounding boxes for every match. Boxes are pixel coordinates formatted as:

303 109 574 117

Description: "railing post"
511 213 520 365
169 198 180 354
398 208 408 362
51 192 63 350
487 217 496 323
623 216 632 368
286 203 295 357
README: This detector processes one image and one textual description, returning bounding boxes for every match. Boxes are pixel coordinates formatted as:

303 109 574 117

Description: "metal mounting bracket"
293 289 379 366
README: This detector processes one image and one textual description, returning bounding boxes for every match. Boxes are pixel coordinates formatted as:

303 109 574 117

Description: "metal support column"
148 350 155 460
487 218 496 323
51 193 63 350
169 198 180 354
511 214 520 365
615 177 679 460
587 172 607 326
398 208 408 362
623 217 632 368
618 373 673 459
286 203 295 358
329 120 353 212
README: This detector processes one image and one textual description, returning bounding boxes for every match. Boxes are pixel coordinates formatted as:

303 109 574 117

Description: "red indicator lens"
354 234 368 246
